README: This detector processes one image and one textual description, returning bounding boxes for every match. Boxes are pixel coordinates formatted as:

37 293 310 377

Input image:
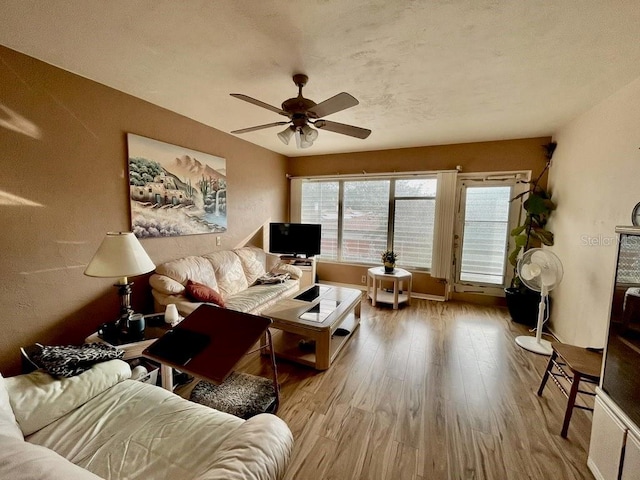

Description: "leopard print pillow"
28 343 124 378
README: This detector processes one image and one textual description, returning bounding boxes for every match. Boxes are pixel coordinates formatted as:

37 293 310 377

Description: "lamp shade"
84 232 155 279
277 126 294 145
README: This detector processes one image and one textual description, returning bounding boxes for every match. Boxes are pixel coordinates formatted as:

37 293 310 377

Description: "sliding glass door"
454 179 525 294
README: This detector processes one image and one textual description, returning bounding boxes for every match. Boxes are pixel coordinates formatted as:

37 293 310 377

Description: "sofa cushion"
0 374 23 440
224 281 299 315
156 256 219 291
204 251 249 298
149 273 186 294
199 413 293 480
234 247 267 285
5 359 131 436
0 435 103 479
186 279 226 307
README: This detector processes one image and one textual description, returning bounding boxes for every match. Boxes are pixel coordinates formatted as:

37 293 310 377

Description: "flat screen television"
269 223 321 258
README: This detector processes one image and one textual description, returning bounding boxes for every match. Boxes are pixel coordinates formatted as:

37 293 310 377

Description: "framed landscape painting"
127 134 227 238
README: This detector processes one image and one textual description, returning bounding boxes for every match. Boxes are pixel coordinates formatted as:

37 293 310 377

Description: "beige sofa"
0 359 293 480
150 246 301 316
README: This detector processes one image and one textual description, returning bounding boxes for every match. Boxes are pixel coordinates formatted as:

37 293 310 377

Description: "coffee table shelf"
269 309 359 369
261 284 362 370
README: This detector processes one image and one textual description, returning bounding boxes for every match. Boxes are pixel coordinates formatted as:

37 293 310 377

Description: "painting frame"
127 133 227 238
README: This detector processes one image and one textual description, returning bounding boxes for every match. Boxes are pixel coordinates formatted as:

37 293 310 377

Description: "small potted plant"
381 250 398 273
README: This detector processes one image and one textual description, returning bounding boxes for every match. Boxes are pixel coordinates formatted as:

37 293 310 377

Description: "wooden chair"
537 343 603 438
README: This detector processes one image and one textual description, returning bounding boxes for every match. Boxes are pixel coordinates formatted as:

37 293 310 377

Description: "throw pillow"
27 343 124 378
185 279 226 307
149 274 185 294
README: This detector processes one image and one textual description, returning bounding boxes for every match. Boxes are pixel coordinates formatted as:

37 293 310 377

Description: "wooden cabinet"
588 396 627 480
621 430 640 480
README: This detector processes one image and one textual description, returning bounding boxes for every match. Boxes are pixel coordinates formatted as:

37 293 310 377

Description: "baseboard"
318 281 446 302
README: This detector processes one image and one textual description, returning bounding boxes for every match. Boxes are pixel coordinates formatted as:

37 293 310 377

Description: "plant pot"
384 262 395 273
504 287 542 327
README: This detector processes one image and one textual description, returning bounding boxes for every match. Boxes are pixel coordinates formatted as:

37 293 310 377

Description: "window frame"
296 174 438 271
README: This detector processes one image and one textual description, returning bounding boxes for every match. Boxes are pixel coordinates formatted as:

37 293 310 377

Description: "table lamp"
84 232 156 330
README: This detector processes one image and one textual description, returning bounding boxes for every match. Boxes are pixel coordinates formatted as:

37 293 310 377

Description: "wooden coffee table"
261 284 362 370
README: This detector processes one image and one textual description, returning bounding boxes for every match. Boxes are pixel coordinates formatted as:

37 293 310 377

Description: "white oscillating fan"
514 248 563 355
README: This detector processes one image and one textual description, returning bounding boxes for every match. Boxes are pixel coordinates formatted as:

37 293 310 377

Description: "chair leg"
537 351 557 396
265 329 280 413
561 372 581 438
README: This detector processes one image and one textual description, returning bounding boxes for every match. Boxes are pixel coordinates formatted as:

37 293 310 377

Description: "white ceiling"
2 0 640 157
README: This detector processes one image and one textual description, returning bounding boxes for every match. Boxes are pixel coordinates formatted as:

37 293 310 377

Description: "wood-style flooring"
229 297 595 480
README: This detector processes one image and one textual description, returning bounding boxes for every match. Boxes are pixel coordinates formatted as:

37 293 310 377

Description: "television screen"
269 223 321 257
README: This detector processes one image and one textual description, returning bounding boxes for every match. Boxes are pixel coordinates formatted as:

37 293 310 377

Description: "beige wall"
287 138 551 297
287 139 552 177
0 46 288 375
547 75 640 347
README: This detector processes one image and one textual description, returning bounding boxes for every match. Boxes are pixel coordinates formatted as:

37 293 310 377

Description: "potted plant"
381 250 398 273
505 142 557 325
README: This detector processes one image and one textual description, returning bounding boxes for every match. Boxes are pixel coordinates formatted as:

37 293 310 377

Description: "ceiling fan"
230 74 371 149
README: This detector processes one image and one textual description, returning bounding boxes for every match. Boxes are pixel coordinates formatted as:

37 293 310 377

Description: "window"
617 235 640 284
300 181 338 258
458 186 511 284
300 177 436 269
342 180 389 263
393 179 437 269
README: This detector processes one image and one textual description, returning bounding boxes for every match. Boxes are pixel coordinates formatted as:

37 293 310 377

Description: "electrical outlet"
361 275 367 284
216 236 221 246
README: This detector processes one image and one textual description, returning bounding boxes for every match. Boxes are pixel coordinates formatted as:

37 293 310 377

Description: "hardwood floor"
236 297 596 480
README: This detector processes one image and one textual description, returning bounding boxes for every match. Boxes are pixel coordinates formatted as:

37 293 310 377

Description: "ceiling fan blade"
307 92 359 118
314 119 371 139
230 94 289 117
231 121 290 134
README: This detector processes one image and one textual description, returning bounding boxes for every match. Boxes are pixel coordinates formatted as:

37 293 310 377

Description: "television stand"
279 256 316 290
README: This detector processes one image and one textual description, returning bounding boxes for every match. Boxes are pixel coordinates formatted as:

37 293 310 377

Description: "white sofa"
0 360 293 480
150 246 301 316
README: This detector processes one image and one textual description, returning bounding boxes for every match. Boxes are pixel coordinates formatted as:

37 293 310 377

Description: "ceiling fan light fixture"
294 127 314 148
293 128 313 149
277 126 294 145
301 125 319 142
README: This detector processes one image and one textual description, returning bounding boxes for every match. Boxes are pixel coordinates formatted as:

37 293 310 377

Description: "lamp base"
515 335 552 355
114 281 134 325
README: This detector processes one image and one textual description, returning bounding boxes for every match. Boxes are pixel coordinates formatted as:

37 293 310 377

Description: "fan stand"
515 286 553 355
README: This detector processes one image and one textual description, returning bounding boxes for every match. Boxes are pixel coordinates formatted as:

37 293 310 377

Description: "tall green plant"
508 142 557 288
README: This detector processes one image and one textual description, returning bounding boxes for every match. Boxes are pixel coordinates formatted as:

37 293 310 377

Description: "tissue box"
129 358 160 386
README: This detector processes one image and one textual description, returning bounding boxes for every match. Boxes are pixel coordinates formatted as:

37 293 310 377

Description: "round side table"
367 266 412 309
